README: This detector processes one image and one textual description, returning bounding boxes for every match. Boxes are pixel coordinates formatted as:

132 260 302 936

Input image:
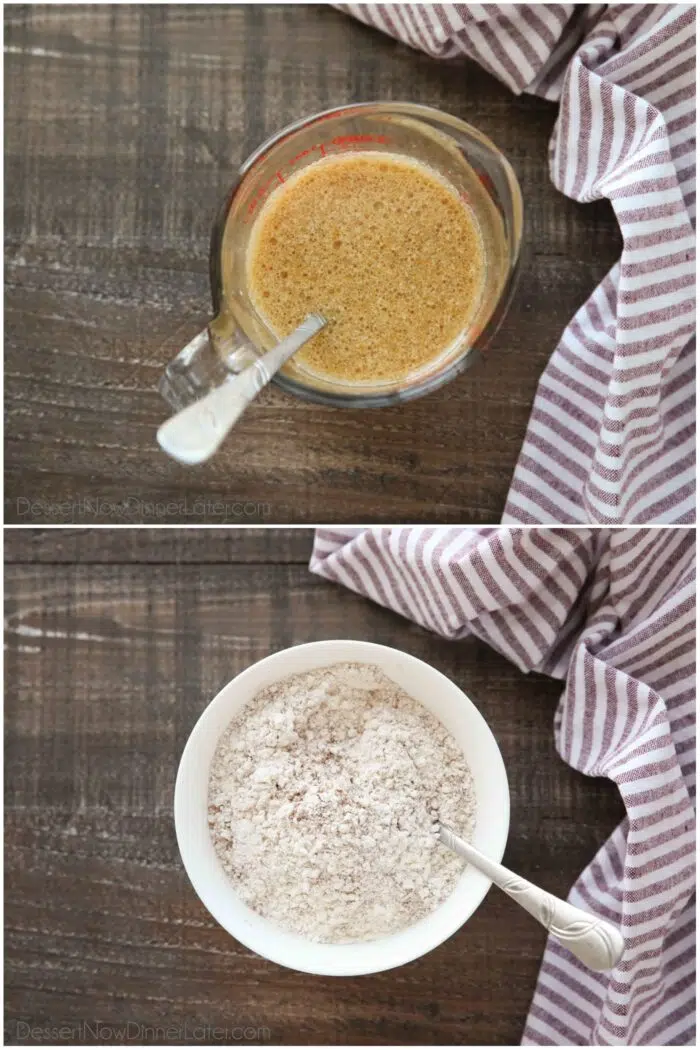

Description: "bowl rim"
174 639 510 975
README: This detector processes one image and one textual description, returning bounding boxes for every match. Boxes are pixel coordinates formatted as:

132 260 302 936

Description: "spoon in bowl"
438 823 624 972
157 312 326 465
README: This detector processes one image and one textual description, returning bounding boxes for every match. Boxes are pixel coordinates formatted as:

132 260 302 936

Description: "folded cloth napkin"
310 527 696 1045
336 4 696 524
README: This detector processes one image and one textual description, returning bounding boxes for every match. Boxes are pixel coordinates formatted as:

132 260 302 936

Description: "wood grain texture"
4 528 626 1045
4 4 622 524
2 526 314 563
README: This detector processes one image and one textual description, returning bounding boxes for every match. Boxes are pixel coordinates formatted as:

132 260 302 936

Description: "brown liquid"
247 153 486 384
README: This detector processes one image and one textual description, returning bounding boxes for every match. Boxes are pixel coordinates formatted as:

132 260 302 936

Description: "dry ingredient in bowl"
208 661 476 943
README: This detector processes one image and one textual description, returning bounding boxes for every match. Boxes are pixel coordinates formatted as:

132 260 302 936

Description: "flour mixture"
209 661 476 942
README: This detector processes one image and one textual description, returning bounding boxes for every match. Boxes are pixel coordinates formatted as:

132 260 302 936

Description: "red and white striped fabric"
337 4 696 524
310 526 696 1046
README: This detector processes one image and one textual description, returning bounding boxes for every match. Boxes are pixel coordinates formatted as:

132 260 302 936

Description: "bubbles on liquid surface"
248 152 486 383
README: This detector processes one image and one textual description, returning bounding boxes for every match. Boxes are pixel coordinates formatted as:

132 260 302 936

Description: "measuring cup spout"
158 319 260 412
157 314 326 464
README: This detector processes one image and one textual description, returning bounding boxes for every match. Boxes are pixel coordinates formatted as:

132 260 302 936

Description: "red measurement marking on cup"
247 172 287 218
331 134 390 146
478 171 496 197
244 134 391 222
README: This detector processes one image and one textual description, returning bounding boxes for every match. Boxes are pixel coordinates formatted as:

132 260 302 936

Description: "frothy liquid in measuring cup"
247 153 486 384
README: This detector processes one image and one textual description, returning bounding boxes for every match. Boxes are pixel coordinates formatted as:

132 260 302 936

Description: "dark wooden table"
5 4 621 524
5 528 625 1045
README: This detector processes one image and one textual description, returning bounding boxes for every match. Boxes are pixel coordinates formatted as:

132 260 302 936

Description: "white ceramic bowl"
174 639 510 975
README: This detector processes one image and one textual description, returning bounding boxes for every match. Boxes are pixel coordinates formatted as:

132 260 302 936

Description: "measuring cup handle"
158 322 259 411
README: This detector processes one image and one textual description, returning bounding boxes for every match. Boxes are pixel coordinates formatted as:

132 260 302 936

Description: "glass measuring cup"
159 102 523 411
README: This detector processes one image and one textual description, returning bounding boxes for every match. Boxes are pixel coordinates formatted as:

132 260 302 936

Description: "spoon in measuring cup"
438 823 624 972
157 312 326 465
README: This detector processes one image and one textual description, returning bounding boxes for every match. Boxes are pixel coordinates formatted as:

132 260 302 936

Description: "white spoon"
157 312 326 465
438 823 624 972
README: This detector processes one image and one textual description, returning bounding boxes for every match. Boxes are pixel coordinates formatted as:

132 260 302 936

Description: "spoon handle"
439 825 624 972
157 313 326 465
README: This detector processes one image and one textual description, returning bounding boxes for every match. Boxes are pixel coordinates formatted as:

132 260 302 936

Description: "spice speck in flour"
208 662 476 943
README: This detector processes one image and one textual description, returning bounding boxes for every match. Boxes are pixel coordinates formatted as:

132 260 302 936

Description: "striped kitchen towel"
310 526 696 1045
337 4 696 524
